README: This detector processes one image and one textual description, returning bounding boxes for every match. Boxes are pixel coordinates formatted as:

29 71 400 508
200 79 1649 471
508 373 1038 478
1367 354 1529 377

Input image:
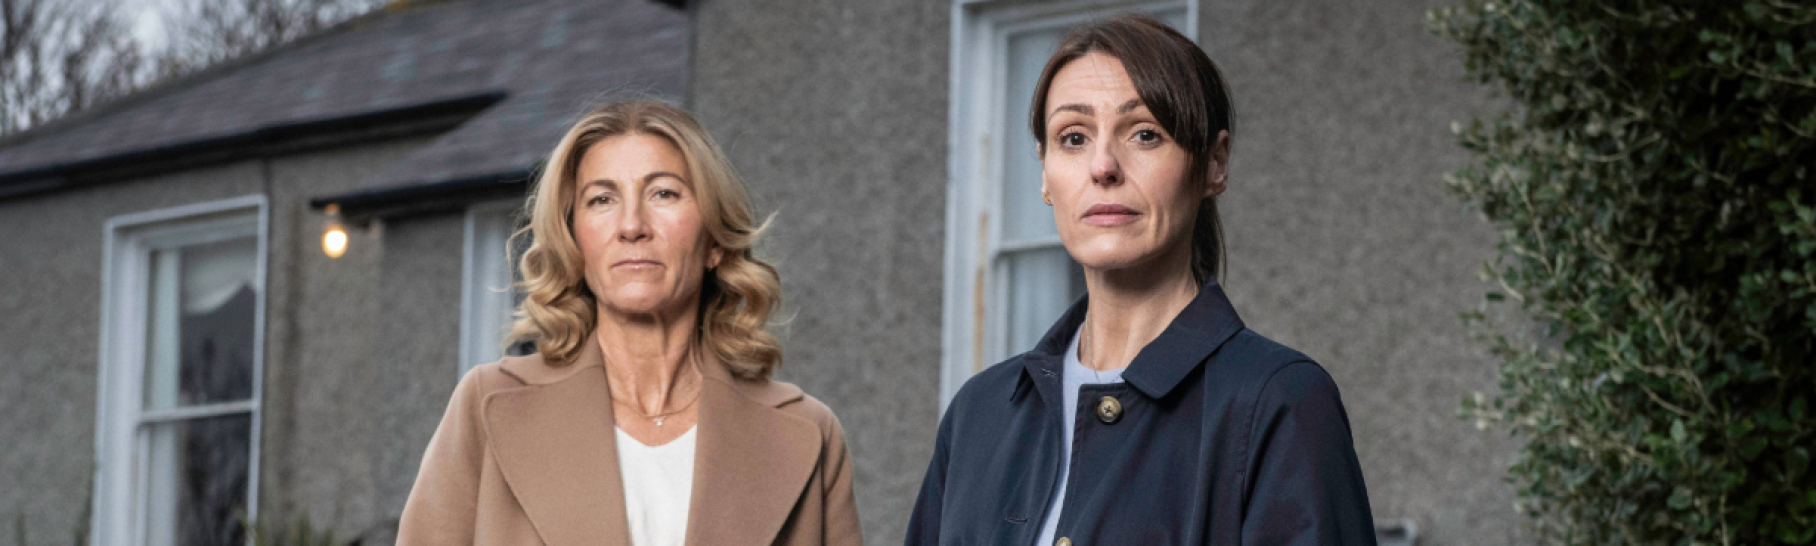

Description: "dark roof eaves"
0 90 507 201
309 167 535 221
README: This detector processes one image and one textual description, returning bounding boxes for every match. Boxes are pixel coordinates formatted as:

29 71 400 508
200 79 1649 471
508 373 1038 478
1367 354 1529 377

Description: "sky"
120 0 176 50
71 0 178 51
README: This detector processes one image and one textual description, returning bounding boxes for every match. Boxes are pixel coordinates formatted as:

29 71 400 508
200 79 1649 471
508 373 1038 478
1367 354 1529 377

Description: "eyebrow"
579 171 687 192
1046 99 1146 122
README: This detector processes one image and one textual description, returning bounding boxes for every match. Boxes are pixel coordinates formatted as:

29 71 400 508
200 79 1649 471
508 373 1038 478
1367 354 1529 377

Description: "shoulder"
1209 329 1327 390
933 353 1033 443
763 377 827 421
1218 329 1315 372
448 357 533 405
1212 330 1349 425
751 378 848 446
494 351 595 386
778 389 847 439
1254 359 1344 410
1198 329 1350 422
944 353 1029 416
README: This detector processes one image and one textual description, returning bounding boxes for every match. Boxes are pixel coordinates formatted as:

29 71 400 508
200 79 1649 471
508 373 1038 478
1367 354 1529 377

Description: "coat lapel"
483 341 633 546
685 361 822 546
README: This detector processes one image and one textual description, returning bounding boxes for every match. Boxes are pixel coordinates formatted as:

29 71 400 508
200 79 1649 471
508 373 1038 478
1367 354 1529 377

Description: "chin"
1066 237 1157 271
599 287 679 316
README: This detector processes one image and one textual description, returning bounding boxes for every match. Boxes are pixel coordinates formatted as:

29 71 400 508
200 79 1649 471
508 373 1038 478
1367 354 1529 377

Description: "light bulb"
323 226 348 258
322 203 348 258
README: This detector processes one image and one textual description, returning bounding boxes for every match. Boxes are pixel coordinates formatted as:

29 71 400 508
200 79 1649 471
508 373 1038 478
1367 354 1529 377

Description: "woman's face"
1040 52 1219 273
571 134 722 318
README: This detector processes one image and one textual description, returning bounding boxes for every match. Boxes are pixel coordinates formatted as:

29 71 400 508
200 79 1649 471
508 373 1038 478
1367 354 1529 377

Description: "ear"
707 244 726 270
1203 130 1231 198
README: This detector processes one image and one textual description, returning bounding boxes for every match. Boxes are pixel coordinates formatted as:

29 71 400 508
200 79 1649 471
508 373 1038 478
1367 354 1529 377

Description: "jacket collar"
484 339 628 545
685 347 821 546
485 335 820 546
1017 281 1246 401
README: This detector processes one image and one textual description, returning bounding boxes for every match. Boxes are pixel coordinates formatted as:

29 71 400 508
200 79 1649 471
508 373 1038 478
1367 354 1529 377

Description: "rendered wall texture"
258 136 460 540
688 0 953 543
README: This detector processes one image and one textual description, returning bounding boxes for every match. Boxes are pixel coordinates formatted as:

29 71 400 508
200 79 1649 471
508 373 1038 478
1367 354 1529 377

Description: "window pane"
1001 27 1065 244
465 207 530 374
140 413 251 546
143 237 258 410
1005 247 1086 355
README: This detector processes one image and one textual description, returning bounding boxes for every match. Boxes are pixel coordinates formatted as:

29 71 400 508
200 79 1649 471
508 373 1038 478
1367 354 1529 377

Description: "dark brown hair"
1029 13 1235 284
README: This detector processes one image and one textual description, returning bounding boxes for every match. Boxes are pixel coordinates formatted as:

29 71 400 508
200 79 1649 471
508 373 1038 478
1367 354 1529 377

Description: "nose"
615 197 651 243
1089 140 1122 187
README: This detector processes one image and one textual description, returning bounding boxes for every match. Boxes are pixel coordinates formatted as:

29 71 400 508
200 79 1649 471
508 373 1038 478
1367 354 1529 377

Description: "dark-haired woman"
907 14 1375 546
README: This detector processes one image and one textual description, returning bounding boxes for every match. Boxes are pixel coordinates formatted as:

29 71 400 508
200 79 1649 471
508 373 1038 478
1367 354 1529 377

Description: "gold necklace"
611 353 704 426
613 390 698 426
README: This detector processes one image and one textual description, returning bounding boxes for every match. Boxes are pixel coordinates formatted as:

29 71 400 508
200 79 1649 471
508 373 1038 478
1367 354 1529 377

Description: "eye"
1056 131 1086 148
1132 128 1165 146
653 188 682 201
587 193 616 206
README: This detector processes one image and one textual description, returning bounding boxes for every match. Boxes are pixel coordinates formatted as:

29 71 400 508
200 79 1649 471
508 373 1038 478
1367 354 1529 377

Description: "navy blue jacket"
907 283 1375 545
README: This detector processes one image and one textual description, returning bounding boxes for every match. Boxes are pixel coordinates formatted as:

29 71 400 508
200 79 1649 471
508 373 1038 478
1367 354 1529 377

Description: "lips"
613 259 662 268
1082 203 1140 226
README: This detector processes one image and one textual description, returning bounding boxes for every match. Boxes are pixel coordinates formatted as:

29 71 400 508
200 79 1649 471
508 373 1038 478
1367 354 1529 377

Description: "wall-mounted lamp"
322 203 349 258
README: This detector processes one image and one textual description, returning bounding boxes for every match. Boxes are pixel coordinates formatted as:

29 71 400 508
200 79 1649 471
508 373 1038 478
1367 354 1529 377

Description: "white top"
1035 325 1127 546
615 426 697 546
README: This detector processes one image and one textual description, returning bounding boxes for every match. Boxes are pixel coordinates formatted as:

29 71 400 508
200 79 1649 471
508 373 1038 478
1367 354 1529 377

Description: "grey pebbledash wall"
688 0 954 543
688 0 1524 544
0 135 475 543
257 137 465 539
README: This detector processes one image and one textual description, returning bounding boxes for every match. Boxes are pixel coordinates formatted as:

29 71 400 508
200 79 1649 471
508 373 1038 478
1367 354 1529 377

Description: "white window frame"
92 194 269 545
942 0 1197 408
460 199 524 376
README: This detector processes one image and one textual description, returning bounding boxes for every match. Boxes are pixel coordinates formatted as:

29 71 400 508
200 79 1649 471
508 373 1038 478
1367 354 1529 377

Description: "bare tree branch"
159 0 383 76
1 0 146 136
1 0 382 137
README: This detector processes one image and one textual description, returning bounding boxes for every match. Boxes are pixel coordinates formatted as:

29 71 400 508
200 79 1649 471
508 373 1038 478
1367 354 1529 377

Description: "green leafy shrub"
1429 0 1816 543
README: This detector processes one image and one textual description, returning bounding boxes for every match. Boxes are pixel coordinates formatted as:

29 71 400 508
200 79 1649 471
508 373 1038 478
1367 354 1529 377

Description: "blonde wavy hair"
506 100 783 379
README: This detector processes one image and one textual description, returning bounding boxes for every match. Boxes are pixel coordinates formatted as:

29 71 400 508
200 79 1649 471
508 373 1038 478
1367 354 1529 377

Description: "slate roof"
0 0 687 211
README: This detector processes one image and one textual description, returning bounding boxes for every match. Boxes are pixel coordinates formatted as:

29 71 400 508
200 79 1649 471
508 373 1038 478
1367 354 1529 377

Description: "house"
0 0 1521 544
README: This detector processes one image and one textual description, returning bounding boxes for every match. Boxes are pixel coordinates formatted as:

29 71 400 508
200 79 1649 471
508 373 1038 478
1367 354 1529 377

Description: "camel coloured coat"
398 338 862 545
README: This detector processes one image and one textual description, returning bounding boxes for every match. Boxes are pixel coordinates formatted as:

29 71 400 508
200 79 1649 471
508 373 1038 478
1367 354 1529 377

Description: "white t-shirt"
615 426 697 546
1035 325 1127 546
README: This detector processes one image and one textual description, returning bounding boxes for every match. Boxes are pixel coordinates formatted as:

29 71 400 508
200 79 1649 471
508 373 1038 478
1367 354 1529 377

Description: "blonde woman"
399 100 862 546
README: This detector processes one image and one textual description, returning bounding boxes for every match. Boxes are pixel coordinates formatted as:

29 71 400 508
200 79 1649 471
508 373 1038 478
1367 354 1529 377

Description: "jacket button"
1095 396 1122 424
1056 538 1072 546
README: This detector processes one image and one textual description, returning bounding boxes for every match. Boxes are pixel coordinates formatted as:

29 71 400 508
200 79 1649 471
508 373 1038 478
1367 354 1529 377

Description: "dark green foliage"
1430 0 1816 543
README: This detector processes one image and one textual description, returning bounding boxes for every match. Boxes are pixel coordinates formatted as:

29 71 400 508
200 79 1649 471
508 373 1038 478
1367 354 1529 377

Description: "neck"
1078 240 1200 372
594 302 702 415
